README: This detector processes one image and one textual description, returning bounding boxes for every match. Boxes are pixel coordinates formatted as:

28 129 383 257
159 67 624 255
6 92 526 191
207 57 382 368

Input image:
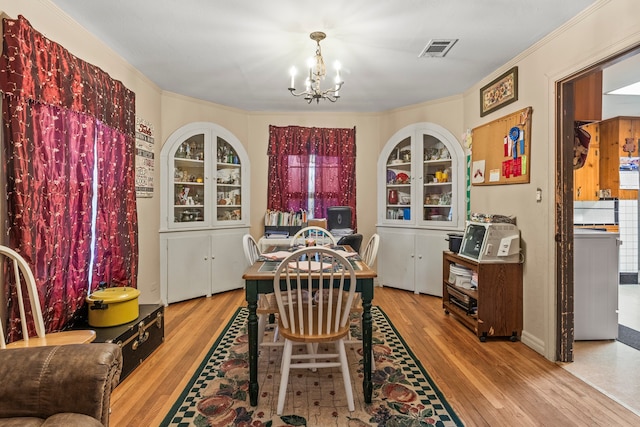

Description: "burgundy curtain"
92 122 139 287
267 125 357 229
0 15 137 340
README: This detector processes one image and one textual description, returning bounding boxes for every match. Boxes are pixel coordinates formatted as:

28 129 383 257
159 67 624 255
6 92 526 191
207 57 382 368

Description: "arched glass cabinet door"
421 133 455 224
160 122 250 231
378 122 465 229
172 133 207 227
384 136 413 222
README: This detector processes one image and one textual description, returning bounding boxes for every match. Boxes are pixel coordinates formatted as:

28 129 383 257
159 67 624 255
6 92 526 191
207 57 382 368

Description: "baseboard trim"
520 329 546 357
620 272 638 285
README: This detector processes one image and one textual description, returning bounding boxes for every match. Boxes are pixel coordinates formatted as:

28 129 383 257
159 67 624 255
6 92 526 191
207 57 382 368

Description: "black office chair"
337 233 363 253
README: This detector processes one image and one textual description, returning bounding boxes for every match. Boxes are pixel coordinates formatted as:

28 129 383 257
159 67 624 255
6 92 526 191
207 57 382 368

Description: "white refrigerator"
574 228 620 340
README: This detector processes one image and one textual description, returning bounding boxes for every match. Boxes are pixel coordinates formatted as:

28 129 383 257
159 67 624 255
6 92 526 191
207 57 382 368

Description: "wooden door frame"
555 46 640 362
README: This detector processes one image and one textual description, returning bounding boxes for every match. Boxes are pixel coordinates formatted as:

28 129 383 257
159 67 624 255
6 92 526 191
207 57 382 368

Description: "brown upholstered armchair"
0 343 122 426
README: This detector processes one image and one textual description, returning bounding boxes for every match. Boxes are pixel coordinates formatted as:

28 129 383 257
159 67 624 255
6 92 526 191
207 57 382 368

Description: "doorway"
557 44 640 415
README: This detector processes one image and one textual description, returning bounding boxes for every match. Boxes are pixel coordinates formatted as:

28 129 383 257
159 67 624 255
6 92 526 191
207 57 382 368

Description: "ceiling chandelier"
288 31 344 103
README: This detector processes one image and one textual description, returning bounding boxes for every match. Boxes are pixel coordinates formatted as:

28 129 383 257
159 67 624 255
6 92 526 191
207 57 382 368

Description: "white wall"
4 0 640 360
461 0 640 359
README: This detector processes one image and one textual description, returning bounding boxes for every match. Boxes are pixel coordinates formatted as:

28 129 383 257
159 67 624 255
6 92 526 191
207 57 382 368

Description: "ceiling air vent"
418 39 458 58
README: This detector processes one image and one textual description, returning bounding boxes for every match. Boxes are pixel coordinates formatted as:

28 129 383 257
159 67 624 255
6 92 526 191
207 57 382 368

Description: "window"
267 125 357 229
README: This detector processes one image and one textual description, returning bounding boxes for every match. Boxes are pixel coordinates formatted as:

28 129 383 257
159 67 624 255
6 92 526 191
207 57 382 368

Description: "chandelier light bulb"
289 67 297 89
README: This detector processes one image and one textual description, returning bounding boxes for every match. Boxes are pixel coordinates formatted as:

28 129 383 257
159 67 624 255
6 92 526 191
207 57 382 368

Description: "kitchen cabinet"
377 123 466 296
598 116 640 200
161 229 247 304
574 116 640 201
573 71 602 122
377 228 449 295
442 251 523 341
160 122 250 304
573 122 600 200
574 229 620 340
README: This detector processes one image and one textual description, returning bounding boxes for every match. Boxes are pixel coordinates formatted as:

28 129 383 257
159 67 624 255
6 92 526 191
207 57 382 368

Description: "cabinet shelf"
387 161 411 168
442 251 522 341
175 181 204 186
424 182 451 187
442 300 478 326
175 158 204 165
424 159 452 166
443 280 478 299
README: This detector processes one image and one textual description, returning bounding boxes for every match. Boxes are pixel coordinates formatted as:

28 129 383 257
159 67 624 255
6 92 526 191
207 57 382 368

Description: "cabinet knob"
204 257 208 260
418 255 423 259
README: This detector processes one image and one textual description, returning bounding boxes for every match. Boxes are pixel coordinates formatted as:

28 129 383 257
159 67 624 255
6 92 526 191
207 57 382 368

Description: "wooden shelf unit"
442 251 523 341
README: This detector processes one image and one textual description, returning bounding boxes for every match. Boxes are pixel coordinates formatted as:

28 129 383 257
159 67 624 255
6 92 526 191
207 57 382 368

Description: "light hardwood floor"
110 286 640 426
561 284 640 416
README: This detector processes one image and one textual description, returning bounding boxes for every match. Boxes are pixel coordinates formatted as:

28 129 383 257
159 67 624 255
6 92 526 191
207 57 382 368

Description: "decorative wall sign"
135 117 154 198
480 66 518 117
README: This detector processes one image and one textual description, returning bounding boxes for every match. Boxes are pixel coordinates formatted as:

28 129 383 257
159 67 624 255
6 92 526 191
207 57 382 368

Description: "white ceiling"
49 0 596 113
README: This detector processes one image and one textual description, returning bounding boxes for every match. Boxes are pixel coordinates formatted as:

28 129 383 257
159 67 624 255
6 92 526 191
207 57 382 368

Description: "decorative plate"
387 170 396 183
396 172 409 183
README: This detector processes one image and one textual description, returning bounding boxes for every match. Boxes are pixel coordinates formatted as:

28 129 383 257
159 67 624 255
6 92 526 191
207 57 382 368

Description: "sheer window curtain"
0 15 138 341
267 125 357 230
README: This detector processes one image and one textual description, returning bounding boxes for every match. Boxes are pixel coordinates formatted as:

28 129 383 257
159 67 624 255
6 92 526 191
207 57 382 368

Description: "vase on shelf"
388 189 398 205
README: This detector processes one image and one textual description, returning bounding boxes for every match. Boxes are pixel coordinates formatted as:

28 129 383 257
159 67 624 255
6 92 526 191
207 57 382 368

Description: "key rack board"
472 106 533 185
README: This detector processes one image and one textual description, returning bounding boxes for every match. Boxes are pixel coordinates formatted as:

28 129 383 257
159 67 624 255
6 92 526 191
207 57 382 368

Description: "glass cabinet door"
173 134 206 225
422 134 453 223
378 122 465 229
385 137 412 221
161 122 250 231
215 137 242 223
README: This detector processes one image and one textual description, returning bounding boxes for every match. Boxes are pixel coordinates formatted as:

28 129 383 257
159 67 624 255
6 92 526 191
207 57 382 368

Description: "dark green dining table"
242 245 377 406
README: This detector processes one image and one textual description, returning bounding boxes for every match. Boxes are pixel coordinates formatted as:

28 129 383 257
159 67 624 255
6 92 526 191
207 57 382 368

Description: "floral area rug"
161 306 463 426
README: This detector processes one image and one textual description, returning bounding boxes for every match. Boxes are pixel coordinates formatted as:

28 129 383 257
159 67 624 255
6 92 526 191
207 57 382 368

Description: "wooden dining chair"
289 226 337 247
362 233 380 267
346 233 380 370
0 245 96 349
242 234 281 346
273 247 357 414
336 233 363 253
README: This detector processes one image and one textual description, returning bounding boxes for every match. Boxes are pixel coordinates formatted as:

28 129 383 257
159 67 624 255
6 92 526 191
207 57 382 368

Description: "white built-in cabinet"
160 122 250 305
377 123 465 296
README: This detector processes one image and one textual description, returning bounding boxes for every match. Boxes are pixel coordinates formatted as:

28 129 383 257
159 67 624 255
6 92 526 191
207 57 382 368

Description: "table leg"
362 290 373 403
246 282 259 406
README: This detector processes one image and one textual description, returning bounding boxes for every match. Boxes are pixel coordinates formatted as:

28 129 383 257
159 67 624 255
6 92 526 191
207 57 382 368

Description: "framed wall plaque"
480 66 518 117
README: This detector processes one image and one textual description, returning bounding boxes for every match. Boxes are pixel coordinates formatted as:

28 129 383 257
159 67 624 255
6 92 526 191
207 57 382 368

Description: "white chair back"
242 234 261 265
273 247 356 339
0 245 96 349
0 245 45 349
289 226 337 247
362 233 380 266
